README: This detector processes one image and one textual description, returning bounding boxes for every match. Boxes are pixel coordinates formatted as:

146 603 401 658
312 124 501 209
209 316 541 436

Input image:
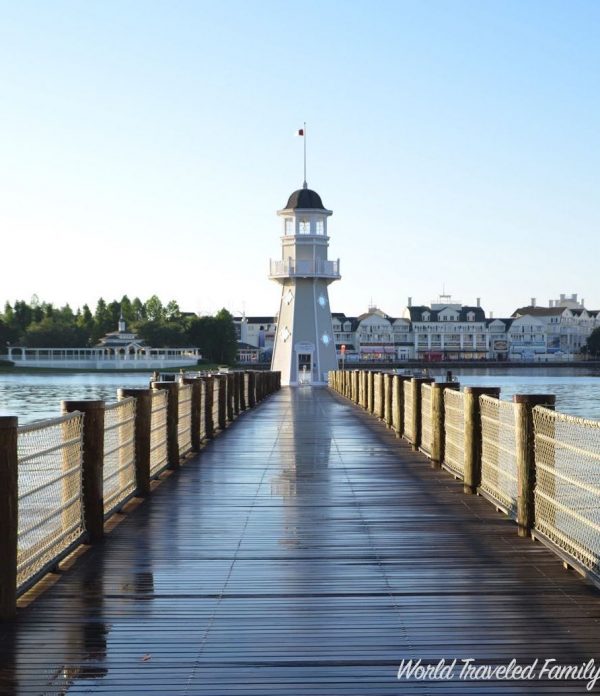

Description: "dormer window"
422 311 430 321
316 220 324 235
299 219 310 234
284 218 294 235
467 311 475 321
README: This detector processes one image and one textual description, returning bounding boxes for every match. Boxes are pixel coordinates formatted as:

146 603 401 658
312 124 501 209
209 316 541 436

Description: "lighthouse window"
316 220 324 235
284 218 293 235
299 219 310 234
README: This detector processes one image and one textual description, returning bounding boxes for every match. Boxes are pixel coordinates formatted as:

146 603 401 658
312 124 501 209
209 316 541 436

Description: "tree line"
0 295 238 364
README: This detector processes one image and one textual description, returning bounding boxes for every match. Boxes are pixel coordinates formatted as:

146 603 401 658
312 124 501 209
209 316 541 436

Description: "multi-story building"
233 292 599 363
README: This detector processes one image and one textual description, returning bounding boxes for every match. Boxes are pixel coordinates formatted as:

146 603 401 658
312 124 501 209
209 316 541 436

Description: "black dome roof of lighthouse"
284 188 325 210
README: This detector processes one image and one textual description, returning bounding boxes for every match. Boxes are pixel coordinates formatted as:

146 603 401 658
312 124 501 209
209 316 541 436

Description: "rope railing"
0 370 281 618
103 398 136 517
443 389 466 479
403 380 414 442
16 413 85 592
533 406 600 576
177 384 193 458
420 383 433 456
479 395 518 516
150 390 169 478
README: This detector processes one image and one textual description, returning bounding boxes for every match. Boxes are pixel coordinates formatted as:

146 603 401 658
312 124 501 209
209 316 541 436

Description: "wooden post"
514 394 556 537
214 375 226 430
360 371 367 409
151 383 180 469
463 386 500 494
233 372 241 416
384 374 393 427
367 372 375 414
226 373 235 422
430 382 460 468
118 388 152 496
203 376 215 439
182 378 202 452
0 416 18 620
248 372 256 408
62 400 105 542
240 373 247 411
410 377 434 451
376 373 385 419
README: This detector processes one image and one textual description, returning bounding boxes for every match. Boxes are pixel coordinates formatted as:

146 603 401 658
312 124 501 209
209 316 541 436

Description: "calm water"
0 372 152 424
1 368 600 424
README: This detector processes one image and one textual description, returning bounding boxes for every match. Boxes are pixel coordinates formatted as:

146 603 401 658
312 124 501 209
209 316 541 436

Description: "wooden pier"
2 386 600 694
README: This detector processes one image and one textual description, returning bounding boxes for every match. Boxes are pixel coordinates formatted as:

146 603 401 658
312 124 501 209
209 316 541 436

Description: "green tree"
145 295 164 322
120 295 135 323
136 320 187 347
132 297 145 321
92 298 113 343
586 328 600 358
164 300 181 321
186 309 237 364
0 320 19 352
25 317 88 347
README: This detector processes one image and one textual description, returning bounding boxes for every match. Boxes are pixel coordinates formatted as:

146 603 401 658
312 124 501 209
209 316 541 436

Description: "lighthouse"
269 184 341 386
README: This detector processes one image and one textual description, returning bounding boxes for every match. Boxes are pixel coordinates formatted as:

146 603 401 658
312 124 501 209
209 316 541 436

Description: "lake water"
0 367 599 424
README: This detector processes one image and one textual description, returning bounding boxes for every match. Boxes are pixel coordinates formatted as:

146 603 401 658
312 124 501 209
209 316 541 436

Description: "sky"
1 0 599 320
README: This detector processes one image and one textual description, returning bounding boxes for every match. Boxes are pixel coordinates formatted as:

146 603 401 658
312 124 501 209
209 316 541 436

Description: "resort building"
233 292 598 363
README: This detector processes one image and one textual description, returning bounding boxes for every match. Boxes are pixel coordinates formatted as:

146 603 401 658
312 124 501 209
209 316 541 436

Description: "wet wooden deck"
2 387 600 694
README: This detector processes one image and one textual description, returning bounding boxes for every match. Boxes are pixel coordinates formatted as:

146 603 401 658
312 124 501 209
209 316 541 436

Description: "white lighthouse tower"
270 184 341 386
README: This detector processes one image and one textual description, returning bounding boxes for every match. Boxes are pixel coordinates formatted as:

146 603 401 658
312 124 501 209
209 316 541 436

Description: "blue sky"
1 0 598 318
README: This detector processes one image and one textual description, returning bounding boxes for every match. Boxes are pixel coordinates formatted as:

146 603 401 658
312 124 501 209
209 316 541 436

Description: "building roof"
405 305 486 322
237 341 260 351
512 306 566 318
283 188 325 210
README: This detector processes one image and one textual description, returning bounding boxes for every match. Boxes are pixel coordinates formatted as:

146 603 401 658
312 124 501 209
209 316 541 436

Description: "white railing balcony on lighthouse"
269 258 341 280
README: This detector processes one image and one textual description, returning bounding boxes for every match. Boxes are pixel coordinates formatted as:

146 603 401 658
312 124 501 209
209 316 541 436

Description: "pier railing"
328 369 600 590
0 370 281 619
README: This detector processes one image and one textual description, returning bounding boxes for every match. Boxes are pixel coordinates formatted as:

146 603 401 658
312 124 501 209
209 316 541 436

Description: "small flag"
295 128 304 136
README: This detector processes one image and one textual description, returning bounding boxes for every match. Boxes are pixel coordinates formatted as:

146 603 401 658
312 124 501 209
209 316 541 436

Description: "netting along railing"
420 384 433 456
17 413 85 590
212 378 220 429
533 406 600 573
444 389 466 478
150 390 168 477
199 380 207 441
178 384 193 458
403 380 414 441
479 395 518 516
103 398 136 517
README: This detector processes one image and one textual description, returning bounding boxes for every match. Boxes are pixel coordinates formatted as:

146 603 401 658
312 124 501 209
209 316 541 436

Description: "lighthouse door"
297 353 312 385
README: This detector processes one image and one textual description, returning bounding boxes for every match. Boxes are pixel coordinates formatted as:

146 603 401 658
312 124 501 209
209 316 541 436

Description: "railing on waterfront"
150 390 169 478
328 369 600 591
443 389 466 479
103 398 136 518
420 383 433 457
0 369 281 619
533 407 600 572
16 413 85 592
479 395 518 516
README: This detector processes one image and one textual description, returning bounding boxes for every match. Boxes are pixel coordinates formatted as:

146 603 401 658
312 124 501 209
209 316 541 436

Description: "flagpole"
303 121 307 189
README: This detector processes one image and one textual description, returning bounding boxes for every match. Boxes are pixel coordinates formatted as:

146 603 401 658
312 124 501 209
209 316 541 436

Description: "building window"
299 219 310 234
316 220 324 235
